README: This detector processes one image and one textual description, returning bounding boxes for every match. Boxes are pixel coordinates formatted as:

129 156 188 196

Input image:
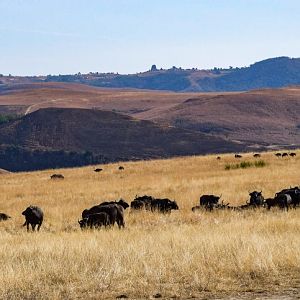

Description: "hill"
0 152 300 299
0 107 245 171
136 87 300 147
1 83 300 148
1 57 300 92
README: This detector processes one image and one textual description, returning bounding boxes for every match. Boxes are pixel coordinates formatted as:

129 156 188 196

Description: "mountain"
1 57 300 92
0 108 246 171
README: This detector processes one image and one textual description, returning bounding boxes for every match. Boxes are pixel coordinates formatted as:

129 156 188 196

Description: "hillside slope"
135 87 300 146
0 108 245 171
1 83 300 147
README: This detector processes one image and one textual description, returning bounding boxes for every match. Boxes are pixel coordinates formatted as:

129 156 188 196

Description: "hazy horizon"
1 0 300 76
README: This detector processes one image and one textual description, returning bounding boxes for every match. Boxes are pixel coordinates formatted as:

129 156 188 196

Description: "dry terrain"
1 83 300 147
0 151 300 299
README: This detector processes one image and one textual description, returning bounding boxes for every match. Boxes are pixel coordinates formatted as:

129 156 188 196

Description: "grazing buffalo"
150 198 179 213
0 213 11 221
265 194 292 210
50 174 64 179
131 195 154 210
235 154 242 158
82 203 125 228
94 168 103 172
289 152 297 157
282 153 288 157
248 191 264 207
216 156 221 160
275 153 282 157
199 194 221 211
276 186 300 208
78 212 110 229
253 153 261 158
22 206 44 231
118 166 124 170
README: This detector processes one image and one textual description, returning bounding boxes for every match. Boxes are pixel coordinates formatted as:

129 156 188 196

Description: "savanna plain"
0 152 300 299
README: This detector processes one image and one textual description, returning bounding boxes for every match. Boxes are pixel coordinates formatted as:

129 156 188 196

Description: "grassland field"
0 151 300 299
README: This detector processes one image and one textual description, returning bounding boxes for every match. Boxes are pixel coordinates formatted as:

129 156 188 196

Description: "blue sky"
0 0 299 75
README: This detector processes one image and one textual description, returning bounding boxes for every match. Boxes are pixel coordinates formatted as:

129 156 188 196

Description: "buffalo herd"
1 186 299 232
192 187 300 212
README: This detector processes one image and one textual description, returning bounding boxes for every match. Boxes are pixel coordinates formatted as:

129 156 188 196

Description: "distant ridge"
0 108 246 171
1 56 300 92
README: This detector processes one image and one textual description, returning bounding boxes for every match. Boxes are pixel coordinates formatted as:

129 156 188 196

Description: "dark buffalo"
282 153 288 157
275 153 282 157
289 152 297 157
50 174 64 179
216 156 221 160
94 168 103 172
82 203 125 228
131 195 154 210
253 153 261 158
78 212 110 229
235 154 242 158
118 166 124 170
150 198 179 213
0 213 11 221
248 191 264 206
265 194 292 210
22 206 44 231
199 194 221 211
276 186 300 208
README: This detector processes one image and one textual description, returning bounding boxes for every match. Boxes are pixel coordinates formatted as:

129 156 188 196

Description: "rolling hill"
0 107 245 171
1 83 300 148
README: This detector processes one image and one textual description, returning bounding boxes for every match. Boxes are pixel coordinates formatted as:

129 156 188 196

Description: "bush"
225 160 267 170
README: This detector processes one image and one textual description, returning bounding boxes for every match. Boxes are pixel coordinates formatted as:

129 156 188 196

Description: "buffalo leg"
31 223 36 231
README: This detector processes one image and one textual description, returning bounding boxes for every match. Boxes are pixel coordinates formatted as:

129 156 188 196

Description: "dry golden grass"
0 152 300 299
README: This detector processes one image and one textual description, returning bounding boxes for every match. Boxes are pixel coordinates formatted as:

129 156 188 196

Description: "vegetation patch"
225 160 267 170
0 114 20 125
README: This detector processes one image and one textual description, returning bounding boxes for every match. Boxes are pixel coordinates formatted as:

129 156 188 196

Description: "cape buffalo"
22 205 44 231
282 153 288 157
276 187 300 208
265 194 292 210
275 153 282 157
131 195 154 210
199 195 220 211
119 166 124 170
253 153 261 158
0 213 11 221
82 203 125 228
248 191 264 206
235 154 242 158
78 212 110 229
94 168 103 172
50 174 64 179
289 152 297 157
150 198 179 213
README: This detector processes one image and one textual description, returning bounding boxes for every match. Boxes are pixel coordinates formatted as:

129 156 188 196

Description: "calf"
265 194 292 210
79 212 110 229
0 213 11 221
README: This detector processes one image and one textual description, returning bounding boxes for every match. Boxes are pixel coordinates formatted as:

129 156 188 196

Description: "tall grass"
0 151 299 299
